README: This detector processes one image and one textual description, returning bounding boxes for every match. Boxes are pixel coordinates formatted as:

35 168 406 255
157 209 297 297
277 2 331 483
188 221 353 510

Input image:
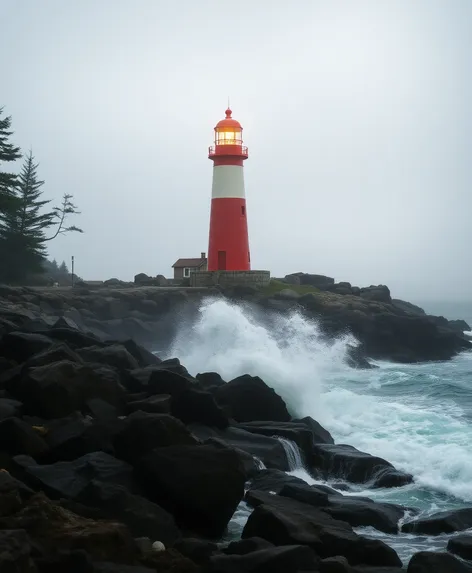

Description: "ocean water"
168 297 472 566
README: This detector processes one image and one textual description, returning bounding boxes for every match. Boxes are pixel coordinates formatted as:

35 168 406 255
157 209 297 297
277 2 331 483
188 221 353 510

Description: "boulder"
0 417 49 458
407 551 472 572
173 537 219 565
196 371 226 392
77 344 140 371
206 544 319 573
127 394 172 415
293 416 335 444
242 491 402 567
171 387 229 429
76 480 181 547
311 444 413 487
223 537 274 555
360 285 392 303
0 529 37 572
0 471 35 517
136 444 246 537
188 425 289 471
16 360 126 419
114 411 197 464
0 492 138 564
0 398 23 421
402 507 472 535
246 468 336 495
448 534 472 560
0 331 53 363
14 451 138 500
280 483 406 533
215 374 291 423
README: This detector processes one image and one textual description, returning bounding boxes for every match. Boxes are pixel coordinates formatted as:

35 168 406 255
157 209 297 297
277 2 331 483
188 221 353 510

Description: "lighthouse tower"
207 108 250 271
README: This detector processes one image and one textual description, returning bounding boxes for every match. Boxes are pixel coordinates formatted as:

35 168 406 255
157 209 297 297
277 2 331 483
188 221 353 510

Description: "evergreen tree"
0 107 21 216
59 260 68 274
0 151 54 282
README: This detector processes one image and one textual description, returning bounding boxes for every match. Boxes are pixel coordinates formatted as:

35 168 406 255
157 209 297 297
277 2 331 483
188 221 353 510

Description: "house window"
183 268 191 278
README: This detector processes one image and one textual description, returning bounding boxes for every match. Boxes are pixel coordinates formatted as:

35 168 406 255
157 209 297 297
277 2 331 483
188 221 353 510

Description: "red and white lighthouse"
207 108 250 271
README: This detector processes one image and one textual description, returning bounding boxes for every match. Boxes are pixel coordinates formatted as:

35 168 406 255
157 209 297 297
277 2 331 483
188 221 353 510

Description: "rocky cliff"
0 275 470 365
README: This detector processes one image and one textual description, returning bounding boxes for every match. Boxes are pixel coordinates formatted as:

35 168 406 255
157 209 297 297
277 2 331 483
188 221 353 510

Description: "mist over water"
168 298 472 562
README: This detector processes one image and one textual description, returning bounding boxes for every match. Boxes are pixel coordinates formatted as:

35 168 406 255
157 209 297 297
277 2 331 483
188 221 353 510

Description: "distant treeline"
0 106 82 285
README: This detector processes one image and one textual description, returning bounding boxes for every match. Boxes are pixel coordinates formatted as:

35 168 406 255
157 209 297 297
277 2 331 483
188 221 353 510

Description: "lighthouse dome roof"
215 108 242 130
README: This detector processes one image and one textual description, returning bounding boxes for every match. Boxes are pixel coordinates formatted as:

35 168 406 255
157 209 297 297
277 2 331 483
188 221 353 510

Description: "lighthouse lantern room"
207 108 250 272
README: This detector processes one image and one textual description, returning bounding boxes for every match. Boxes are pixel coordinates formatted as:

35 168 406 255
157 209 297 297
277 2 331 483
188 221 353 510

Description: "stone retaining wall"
190 270 271 288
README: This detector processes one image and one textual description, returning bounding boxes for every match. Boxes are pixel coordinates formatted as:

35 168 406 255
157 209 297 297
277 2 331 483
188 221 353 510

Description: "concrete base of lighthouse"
190 270 271 288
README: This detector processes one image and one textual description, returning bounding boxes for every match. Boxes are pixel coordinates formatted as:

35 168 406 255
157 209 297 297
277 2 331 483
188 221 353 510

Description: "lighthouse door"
217 250 227 270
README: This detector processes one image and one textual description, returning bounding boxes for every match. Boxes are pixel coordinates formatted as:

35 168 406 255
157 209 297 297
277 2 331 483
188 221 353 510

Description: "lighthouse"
207 108 250 271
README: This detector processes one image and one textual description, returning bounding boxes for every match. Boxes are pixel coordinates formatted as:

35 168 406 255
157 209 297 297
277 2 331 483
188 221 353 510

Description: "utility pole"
71 255 75 288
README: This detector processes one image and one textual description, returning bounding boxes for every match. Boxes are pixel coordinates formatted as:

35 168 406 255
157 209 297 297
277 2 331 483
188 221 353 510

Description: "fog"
2 0 471 302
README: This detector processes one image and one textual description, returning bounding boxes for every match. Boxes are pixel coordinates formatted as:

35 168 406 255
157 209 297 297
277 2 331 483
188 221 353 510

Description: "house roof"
172 257 206 268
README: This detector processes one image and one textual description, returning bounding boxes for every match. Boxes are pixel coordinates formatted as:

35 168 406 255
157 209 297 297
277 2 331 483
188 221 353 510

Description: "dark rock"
40 327 105 349
293 416 335 444
204 437 260 477
15 451 138 499
206 544 319 573
449 319 471 333
312 443 413 487
122 339 162 367
236 420 314 461
114 411 197 464
0 492 138 564
246 468 335 495
35 549 94 573
146 368 191 396
136 444 246 537
402 507 472 535
280 483 405 533
320 556 351 572
0 331 53 362
42 414 118 463
0 470 35 516
215 374 291 423
173 537 218 565
223 537 274 555
94 563 155 573
448 534 472 560
76 480 181 547
172 388 229 429
0 398 23 420
127 394 172 414
407 551 472 572
78 344 140 371
26 342 84 367
17 360 125 419
242 491 402 567
54 316 81 330
196 371 226 391
188 425 289 470
0 529 37 572
0 416 49 458
285 273 335 289
392 300 426 315
360 286 392 303
85 398 119 421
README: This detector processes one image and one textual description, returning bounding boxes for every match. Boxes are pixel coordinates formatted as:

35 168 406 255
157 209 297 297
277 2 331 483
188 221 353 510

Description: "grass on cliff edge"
260 279 321 297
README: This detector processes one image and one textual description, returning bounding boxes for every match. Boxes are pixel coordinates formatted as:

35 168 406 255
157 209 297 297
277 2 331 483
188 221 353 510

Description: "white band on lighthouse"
211 165 246 199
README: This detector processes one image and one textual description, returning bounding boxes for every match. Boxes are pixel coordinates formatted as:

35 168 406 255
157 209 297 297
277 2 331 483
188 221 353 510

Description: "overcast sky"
2 0 471 302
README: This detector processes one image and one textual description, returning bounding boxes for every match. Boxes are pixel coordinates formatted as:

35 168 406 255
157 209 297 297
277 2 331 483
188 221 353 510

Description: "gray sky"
2 0 471 302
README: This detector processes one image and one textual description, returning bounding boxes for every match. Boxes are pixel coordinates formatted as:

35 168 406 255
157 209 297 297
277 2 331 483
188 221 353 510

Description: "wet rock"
0 331 53 362
78 344 140 371
173 537 218 565
136 443 246 537
236 420 314 460
15 451 138 499
223 537 274 555
293 416 335 444
121 339 162 367
407 550 472 572
312 443 413 487
127 394 172 414
16 360 126 419
402 507 472 535
280 483 405 533
246 468 335 494
188 425 289 470
0 470 34 516
25 342 84 367
203 437 260 478
0 492 138 564
0 529 37 572
320 556 352 572
448 534 472 560
196 371 226 391
0 416 49 458
76 480 181 547
114 411 197 464
171 388 229 429
206 544 319 573
242 491 402 568
215 374 291 422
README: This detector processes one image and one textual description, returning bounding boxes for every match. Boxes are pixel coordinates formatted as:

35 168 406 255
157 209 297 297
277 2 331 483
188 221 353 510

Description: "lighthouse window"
241 206 246 216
